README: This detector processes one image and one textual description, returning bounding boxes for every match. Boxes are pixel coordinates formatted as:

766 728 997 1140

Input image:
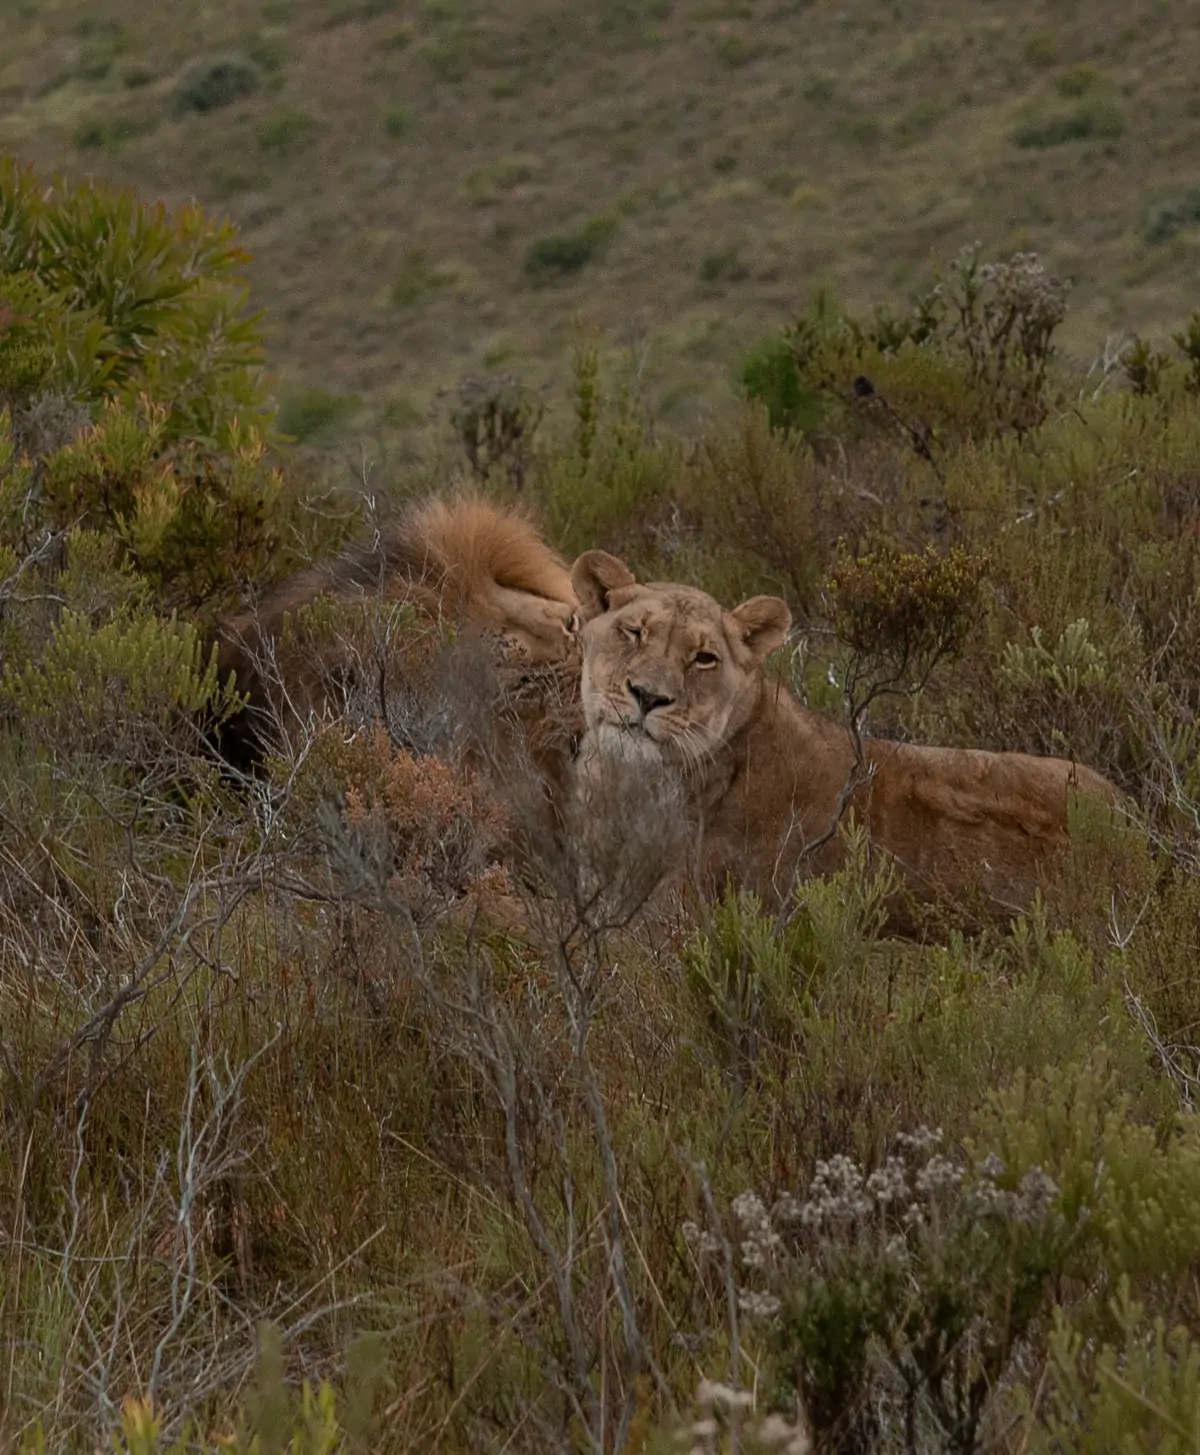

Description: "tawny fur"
214 493 582 791
571 550 1120 929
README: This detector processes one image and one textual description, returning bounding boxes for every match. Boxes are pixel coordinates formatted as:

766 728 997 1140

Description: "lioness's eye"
692 650 719 668
621 624 643 644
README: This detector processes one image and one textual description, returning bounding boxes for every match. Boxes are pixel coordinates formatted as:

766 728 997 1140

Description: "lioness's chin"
590 721 667 767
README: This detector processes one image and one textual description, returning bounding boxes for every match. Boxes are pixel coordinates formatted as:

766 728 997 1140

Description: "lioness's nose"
627 680 673 717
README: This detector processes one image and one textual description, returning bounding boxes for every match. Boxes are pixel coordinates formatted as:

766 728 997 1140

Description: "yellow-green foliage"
0 154 271 436
0 158 345 607
0 273 54 395
1040 1282 1200 1453
38 398 287 606
535 342 679 561
827 538 986 667
3 604 222 733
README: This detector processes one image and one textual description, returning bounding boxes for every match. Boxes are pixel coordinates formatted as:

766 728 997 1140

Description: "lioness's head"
570 551 791 767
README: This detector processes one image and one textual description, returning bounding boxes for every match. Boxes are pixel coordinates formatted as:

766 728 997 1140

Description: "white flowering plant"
683 1129 1079 1455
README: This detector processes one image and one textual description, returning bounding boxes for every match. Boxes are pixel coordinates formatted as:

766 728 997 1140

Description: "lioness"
215 494 582 812
570 549 1120 927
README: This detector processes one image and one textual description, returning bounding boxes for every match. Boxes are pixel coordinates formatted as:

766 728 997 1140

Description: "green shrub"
1012 101 1124 148
1040 1283 1200 1451
0 273 54 397
826 538 988 724
535 342 675 557
676 1059 1200 1453
1057 64 1102 98
36 400 289 606
390 247 455 305
451 370 543 489
73 115 149 151
699 247 748 283
740 333 824 435
246 36 287 73
780 245 1069 443
2 597 224 739
172 54 262 115
673 402 848 610
0 155 273 439
0 158 338 604
524 216 617 277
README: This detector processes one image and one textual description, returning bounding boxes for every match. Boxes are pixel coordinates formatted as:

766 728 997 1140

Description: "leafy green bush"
1144 187 1200 245
0 154 273 438
535 341 676 557
172 54 262 115
524 216 617 277
451 370 543 489
0 157 340 604
74 115 151 152
776 245 1069 447
826 538 988 725
1040 1283 1200 1452
699 247 748 283
675 1058 1200 1454
739 332 824 436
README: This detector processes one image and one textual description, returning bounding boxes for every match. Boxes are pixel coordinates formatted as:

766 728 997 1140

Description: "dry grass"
4 0 1200 454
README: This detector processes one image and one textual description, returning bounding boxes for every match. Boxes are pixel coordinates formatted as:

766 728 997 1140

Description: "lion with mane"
569 549 1120 929
215 493 582 818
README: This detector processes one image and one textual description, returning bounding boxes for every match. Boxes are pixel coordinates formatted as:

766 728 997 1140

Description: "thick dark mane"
211 492 578 770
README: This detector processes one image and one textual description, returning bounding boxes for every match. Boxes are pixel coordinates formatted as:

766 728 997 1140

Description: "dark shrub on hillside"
173 54 262 116
524 217 616 277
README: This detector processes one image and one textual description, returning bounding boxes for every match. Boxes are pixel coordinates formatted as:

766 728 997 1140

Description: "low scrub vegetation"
7 159 1200 1454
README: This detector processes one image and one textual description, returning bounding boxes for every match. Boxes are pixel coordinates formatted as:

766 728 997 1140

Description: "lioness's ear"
571 550 637 621
729 596 791 663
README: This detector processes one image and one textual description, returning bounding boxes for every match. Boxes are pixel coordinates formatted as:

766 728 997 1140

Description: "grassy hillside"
4 0 1200 452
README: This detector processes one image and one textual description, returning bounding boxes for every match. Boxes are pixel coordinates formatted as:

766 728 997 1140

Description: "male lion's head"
472 581 581 677
570 551 792 769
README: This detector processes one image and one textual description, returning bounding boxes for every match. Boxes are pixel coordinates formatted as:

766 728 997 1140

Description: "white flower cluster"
914 1154 965 1197
681 1219 723 1257
864 1155 908 1207
738 1289 782 1321
681 1133 1063 1344
800 1154 873 1226
961 1155 1061 1224
896 1124 944 1154
732 1190 783 1269
975 252 1069 330
684 1379 810 1455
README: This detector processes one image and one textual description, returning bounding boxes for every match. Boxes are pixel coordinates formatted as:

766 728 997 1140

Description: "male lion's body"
215 494 582 814
570 550 1119 928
